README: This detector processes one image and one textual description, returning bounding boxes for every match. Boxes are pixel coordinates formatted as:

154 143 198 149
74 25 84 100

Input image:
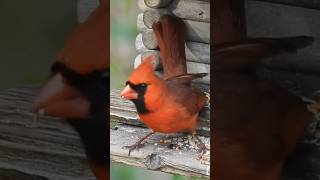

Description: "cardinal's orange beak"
120 85 138 100
33 73 90 119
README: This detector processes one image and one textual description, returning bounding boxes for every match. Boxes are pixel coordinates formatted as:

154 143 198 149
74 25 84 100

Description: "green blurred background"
0 0 77 89
110 1 204 180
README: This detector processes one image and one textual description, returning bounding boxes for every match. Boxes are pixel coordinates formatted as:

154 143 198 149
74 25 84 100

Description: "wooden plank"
144 0 173 8
261 54 320 76
110 89 210 136
133 54 210 84
0 87 94 179
77 0 99 23
0 169 48 180
246 0 320 56
257 68 320 98
135 32 210 64
169 0 210 23
138 0 153 11
136 50 210 69
141 10 210 43
141 0 210 23
110 124 210 178
141 29 159 49
137 13 148 32
252 0 320 10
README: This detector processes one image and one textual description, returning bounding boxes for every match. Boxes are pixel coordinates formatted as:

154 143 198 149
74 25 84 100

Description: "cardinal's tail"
152 15 187 79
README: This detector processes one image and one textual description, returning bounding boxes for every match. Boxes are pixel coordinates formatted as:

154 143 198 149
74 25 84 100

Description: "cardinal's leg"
192 131 208 154
124 131 155 156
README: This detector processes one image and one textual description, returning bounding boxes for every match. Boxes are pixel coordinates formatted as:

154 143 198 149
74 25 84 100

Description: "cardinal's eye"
140 83 147 87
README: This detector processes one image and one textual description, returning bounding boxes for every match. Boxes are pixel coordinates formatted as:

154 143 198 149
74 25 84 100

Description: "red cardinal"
33 0 109 179
120 15 208 155
214 37 316 180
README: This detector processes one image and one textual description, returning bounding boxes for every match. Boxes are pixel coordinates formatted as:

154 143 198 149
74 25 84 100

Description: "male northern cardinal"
33 1 108 179
214 37 317 180
120 15 208 155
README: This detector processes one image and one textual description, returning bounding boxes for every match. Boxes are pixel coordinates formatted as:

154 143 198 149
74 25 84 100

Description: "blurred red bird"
121 15 208 155
33 0 109 179
214 37 317 180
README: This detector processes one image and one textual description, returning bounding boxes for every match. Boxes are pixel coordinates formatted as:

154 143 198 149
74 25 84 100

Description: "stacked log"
135 0 211 85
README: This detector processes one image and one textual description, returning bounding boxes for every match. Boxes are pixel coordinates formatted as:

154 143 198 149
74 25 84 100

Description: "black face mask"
126 81 149 114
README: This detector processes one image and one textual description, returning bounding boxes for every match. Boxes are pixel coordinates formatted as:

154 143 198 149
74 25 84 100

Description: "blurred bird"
33 1 109 179
120 15 208 156
213 36 318 180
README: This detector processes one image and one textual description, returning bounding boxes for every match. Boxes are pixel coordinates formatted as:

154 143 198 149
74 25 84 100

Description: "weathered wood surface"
258 68 320 98
243 0 320 76
133 54 210 84
141 10 210 43
135 39 320 76
261 54 320 76
137 13 148 32
246 0 320 56
138 29 210 62
252 0 320 10
77 0 99 23
0 87 95 180
140 0 210 23
135 32 210 64
110 89 210 136
144 0 173 8
110 124 210 179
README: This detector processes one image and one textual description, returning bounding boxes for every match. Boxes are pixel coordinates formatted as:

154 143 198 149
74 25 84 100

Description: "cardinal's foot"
123 142 145 156
192 132 207 155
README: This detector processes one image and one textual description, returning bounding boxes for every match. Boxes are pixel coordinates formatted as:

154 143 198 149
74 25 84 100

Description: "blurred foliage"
111 162 205 180
110 0 138 89
0 0 77 89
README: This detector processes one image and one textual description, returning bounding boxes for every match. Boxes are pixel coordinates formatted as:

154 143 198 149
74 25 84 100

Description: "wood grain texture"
136 32 210 64
137 13 148 32
138 0 153 11
144 0 173 8
0 87 95 179
257 68 320 98
261 54 320 76
246 0 320 56
110 124 210 179
133 54 210 84
141 0 210 22
253 0 320 10
141 10 210 43
169 0 210 23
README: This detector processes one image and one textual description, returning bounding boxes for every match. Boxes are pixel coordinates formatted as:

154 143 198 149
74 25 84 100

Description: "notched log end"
144 0 173 9
145 153 163 170
143 9 171 28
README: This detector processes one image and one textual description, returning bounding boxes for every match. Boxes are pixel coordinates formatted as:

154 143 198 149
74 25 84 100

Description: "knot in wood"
144 153 162 170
